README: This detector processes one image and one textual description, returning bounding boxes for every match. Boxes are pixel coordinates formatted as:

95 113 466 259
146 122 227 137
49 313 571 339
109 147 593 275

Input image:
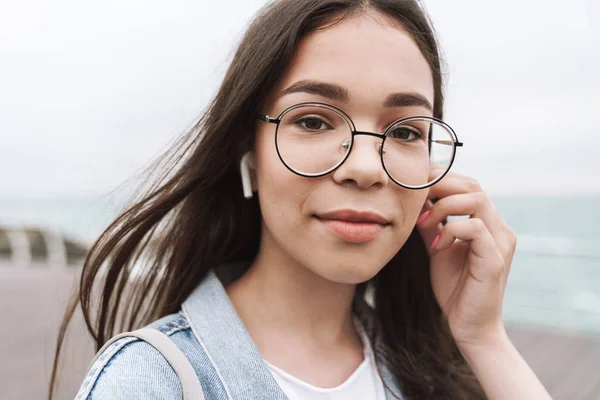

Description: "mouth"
314 210 392 243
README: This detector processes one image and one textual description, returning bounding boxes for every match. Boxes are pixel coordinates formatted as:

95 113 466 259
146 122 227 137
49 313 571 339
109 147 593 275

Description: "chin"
289 237 397 286
306 256 384 285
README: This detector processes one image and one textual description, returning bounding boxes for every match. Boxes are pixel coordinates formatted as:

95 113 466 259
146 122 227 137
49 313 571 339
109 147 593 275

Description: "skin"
227 11 552 399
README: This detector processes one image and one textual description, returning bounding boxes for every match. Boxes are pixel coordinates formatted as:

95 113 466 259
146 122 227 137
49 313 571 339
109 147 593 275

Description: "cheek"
255 131 312 227
398 188 429 227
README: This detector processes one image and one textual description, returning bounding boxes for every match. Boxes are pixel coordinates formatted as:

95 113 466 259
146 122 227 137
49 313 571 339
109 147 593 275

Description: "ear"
240 151 257 199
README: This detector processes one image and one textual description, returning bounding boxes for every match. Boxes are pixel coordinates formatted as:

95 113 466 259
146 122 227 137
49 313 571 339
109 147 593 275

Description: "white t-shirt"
263 316 387 400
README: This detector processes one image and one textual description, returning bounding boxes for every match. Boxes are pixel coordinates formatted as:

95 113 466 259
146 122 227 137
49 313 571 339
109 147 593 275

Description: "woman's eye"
388 126 422 141
297 117 330 131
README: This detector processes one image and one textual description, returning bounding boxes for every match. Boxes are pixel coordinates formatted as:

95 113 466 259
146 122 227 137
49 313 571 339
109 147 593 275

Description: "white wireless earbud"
240 151 256 199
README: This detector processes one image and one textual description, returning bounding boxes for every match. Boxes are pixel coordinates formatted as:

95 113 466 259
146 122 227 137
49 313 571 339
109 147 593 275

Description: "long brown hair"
50 1 485 399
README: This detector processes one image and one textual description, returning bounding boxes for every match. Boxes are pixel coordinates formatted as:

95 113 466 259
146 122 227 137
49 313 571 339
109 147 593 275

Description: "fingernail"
431 234 440 249
416 210 430 224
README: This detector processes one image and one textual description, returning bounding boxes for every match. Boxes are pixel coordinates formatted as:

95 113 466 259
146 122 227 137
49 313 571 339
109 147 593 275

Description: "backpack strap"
89 328 205 399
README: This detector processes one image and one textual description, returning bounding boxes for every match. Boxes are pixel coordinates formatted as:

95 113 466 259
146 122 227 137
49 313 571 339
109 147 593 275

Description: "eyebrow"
280 79 433 111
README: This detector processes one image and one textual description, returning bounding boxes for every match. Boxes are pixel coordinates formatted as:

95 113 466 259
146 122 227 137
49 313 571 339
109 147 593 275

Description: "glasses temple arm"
256 113 279 123
432 139 463 147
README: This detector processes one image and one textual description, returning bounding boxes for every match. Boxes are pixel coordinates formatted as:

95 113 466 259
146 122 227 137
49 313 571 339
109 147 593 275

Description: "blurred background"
1 0 599 399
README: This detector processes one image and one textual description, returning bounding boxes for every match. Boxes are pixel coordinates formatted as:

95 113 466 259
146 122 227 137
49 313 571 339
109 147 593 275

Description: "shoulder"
75 313 191 400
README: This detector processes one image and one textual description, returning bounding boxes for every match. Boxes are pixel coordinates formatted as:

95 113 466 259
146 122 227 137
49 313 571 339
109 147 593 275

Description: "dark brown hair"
50 1 485 399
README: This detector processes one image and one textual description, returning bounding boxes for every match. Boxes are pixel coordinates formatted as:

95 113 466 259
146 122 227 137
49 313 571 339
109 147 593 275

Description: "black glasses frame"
257 101 463 190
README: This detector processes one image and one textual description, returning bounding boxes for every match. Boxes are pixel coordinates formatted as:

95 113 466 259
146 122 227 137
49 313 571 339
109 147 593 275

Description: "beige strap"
89 328 205 399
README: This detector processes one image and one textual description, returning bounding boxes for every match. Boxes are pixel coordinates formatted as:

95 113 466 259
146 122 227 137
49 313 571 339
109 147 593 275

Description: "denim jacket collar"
181 266 403 400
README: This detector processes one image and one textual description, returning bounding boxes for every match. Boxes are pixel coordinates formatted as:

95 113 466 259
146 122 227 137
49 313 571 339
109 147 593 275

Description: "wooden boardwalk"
507 325 600 400
1 268 599 399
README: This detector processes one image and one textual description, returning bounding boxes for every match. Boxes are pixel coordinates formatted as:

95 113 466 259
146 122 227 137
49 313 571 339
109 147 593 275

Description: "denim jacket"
75 263 404 399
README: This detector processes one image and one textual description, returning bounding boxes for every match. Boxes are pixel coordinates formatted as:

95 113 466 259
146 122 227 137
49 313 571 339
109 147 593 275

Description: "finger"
415 199 442 252
434 218 505 282
427 174 484 201
417 192 505 245
424 175 517 261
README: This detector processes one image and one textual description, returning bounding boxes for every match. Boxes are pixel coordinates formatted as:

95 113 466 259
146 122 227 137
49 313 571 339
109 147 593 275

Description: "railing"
0 225 87 268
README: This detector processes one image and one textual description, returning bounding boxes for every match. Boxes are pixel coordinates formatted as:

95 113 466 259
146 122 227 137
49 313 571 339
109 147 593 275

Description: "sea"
0 194 599 336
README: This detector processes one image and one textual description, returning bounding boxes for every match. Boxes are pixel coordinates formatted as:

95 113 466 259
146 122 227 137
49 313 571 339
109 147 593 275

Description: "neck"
225 232 358 349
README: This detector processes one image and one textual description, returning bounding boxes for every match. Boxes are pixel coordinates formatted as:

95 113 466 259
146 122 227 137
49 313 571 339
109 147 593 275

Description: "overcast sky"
1 0 598 198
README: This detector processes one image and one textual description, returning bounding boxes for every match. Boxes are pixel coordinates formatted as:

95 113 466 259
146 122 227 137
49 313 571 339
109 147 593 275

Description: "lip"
316 209 392 225
314 209 391 243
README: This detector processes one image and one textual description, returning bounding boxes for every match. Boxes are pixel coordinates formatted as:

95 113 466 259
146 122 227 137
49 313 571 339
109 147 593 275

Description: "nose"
331 134 389 189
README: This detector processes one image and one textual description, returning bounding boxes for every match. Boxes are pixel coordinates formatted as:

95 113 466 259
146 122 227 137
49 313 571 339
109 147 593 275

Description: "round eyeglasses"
257 102 463 190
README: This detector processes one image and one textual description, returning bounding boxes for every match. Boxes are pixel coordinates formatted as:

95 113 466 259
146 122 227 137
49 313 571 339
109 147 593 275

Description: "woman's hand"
415 167 518 349
414 168 553 399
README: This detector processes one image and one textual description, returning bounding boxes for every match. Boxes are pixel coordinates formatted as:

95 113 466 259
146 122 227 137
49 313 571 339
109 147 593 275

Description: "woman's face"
253 12 434 284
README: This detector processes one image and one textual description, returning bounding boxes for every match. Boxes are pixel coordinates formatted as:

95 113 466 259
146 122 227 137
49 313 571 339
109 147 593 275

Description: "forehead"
273 12 435 109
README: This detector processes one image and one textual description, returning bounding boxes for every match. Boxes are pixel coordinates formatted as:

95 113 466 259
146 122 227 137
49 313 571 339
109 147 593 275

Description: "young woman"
51 1 552 399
